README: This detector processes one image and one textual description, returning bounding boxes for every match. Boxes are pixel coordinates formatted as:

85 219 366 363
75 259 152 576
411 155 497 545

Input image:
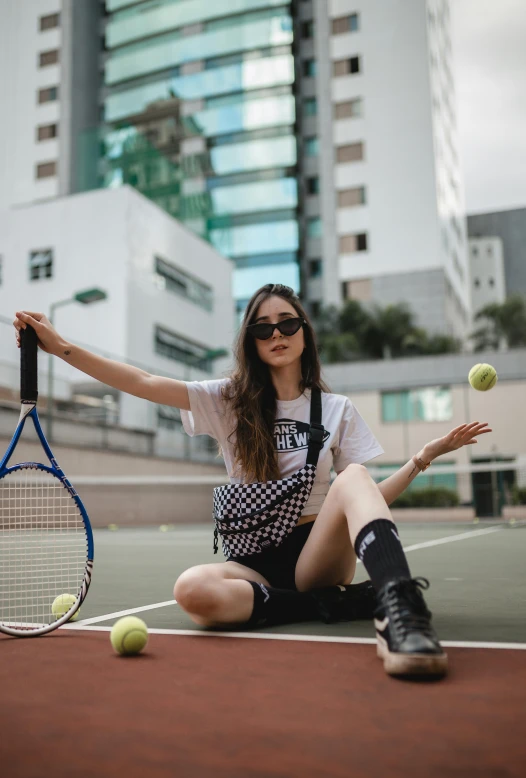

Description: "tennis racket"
0 324 94 636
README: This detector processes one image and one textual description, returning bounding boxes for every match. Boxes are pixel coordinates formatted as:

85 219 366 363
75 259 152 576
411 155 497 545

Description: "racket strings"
0 468 88 630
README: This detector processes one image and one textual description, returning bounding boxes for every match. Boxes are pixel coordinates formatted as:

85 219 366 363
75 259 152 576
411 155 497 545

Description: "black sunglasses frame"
246 317 306 341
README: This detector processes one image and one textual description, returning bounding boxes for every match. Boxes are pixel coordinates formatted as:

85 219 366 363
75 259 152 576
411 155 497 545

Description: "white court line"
353 524 503 563
62 623 526 651
74 600 176 626
402 524 503 553
76 524 507 627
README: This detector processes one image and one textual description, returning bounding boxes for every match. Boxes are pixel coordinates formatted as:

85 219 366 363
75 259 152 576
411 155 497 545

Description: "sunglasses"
247 317 306 341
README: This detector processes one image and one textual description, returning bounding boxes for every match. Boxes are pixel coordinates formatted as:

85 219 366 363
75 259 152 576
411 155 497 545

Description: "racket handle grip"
20 324 38 403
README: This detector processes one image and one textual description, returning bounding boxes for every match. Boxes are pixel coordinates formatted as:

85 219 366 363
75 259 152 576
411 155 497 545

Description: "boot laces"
386 577 434 638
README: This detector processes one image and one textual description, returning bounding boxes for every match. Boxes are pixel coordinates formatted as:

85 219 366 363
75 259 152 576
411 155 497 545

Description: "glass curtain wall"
88 0 300 317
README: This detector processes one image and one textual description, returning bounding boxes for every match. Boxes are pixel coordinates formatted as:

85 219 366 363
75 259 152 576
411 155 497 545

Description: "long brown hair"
221 284 331 483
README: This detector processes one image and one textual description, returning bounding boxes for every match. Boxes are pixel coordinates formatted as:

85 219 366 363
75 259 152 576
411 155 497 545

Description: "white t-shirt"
180 378 384 517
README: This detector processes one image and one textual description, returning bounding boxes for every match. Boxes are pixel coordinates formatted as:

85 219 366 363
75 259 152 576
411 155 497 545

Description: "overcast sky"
451 0 526 214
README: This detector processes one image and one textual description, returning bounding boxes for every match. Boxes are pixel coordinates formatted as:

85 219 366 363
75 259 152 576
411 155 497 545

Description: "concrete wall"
322 348 526 466
120 188 235 430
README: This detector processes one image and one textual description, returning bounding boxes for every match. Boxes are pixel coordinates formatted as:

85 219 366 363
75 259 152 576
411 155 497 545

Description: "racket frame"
0 332 95 637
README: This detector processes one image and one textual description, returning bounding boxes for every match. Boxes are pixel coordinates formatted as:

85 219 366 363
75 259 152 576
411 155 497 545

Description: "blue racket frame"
0 403 94 636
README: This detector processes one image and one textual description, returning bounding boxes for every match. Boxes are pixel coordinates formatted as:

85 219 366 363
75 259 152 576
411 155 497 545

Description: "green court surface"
71 522 526 644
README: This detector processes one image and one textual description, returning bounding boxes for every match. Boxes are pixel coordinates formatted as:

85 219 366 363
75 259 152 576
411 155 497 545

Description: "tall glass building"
71 0 469 337
100 0 300 318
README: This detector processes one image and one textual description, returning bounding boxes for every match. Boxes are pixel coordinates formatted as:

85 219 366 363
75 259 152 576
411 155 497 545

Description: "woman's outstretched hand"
13 311 65 356
423 421 492 461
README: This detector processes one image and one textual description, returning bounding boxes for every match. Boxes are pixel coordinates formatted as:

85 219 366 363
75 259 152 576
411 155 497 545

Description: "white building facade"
468 237 506 318
0 186 234 458
305 0 471 337
0 0 101 210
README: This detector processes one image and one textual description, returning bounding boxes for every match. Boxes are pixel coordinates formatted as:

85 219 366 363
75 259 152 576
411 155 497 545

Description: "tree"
313 299 462 363
470 295 526 351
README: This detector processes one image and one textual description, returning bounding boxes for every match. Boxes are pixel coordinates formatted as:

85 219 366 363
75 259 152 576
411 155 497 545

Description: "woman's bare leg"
295 463 394 591
175 465 393 627
174 561 270 627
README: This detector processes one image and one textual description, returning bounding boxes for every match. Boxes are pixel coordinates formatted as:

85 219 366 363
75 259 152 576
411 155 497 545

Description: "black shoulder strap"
306 387 325 466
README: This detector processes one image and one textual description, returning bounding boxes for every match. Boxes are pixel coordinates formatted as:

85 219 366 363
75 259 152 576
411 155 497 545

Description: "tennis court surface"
2 520 526 778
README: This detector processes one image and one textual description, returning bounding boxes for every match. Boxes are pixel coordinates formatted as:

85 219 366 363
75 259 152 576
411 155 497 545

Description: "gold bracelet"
412 455 431 472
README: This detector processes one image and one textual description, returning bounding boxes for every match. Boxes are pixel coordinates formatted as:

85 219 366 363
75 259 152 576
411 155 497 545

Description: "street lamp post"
47 288 107 442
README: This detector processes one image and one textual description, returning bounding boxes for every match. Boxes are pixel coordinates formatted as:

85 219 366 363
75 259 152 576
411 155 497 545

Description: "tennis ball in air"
468 363 498 391
51 593 79 622
110 616 149 656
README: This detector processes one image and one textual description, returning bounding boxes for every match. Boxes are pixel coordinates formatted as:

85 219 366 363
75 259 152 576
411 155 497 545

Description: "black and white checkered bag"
213 388 325 557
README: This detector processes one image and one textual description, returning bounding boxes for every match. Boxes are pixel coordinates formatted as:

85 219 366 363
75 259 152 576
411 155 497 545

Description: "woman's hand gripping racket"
0 324 93 636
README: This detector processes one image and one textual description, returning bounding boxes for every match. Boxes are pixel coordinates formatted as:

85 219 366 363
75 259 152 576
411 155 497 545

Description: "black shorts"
226 521 314 590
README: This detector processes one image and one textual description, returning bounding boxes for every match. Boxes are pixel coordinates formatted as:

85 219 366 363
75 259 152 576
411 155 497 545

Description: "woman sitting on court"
13 284 489 678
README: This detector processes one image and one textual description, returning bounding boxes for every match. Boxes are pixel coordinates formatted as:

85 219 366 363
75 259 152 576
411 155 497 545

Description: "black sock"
246 582 316 627
354 519 411 592
245 580 376 628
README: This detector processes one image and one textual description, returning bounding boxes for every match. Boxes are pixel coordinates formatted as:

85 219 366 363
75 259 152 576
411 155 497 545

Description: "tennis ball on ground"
468 363 498 391
110 616 149 656
51 593 79 622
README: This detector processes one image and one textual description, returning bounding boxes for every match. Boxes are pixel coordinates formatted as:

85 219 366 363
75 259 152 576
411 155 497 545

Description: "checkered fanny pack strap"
306 387 324 466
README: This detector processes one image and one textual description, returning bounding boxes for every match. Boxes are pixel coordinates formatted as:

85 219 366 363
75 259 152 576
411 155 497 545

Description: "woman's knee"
173 566 223 618
333 463 371 492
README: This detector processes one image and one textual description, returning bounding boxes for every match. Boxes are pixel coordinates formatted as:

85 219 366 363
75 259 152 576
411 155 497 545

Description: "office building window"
304 97 317 116
334 98 363 119
36 161 57 178
339 233 368 253
309 259 322 278
154 325 213 373
157 405 182 431
336 142 364 163
332 13 359 35
38 86 58 103
37 123 58 141
307 218 322 238
29 249 53 281
381 388 452 423
305 137 319 156
154 256 213 312
333 56 361 77
303 59 317 77
338 186 366 208
39 13 60 31
301 21 314 38
342 278 371 302
307 176 319 195
39 49 59 67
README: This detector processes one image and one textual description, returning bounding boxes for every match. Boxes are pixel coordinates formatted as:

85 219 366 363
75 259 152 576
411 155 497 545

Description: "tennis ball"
110 616 149 656
51 593 79 622
468 363 498 391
